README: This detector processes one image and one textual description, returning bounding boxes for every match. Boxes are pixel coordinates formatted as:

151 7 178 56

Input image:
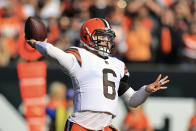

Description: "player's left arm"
119 73 170 108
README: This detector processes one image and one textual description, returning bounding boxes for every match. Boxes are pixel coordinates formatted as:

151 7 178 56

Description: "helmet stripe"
99 18 111 29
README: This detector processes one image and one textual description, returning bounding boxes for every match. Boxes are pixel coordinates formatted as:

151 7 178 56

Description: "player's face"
96 35 112 50
89 28 116 57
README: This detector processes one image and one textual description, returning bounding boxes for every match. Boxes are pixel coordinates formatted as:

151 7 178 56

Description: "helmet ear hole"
84 34 87 41
87 34 93 44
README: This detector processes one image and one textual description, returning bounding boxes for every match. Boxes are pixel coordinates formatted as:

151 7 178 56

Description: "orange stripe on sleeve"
64 48 82 66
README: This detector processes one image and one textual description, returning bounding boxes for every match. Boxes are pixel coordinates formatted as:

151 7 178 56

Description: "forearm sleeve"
121 86 151 107
35 42 75 71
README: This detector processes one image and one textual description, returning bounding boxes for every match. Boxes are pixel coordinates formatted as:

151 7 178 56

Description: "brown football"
25 16 47 41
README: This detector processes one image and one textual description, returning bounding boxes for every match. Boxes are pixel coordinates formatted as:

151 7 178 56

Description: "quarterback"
26 18 169 131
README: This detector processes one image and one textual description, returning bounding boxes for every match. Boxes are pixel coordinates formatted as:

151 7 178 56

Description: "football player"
26 18 169 131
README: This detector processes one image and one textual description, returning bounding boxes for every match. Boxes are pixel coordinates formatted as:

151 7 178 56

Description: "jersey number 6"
103 68 117 100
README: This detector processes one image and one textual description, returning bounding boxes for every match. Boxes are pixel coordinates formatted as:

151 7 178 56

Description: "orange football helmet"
80 18 116 57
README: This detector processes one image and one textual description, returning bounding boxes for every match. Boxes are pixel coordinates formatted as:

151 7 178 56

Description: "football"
25 16 47 41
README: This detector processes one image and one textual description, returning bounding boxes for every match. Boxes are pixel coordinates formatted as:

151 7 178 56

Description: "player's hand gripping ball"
25 16 47 41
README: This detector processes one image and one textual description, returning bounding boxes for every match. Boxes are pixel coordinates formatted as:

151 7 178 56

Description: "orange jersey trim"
124 66 128 73
65 122 117 131
64 48 82 66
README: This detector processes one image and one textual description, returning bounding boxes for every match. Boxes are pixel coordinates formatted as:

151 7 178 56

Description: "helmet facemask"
90 29 116 57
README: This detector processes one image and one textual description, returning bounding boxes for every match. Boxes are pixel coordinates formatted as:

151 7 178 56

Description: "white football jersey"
35 42 150 130
65 47 127 116
35 41 129 117
35 41 151 130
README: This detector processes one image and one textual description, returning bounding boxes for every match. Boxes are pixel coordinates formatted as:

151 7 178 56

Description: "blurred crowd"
46 81 74 131
2 0 196 66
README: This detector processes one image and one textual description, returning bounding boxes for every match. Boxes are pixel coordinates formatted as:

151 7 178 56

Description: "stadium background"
0 0 196 131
